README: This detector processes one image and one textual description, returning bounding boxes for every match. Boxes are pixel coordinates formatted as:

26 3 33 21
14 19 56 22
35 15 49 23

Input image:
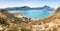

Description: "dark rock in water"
23 17 28 19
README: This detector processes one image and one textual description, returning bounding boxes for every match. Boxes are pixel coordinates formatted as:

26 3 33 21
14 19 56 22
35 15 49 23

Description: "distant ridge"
0 5 54 11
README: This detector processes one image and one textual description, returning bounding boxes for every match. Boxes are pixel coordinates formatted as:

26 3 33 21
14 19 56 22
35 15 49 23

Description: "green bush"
21 28 28 31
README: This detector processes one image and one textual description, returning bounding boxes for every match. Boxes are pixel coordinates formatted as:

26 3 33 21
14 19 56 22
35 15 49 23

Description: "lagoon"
9 10 55 19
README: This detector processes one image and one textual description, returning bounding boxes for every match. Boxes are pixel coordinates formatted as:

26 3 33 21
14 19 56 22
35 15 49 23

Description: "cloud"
0 0 60 8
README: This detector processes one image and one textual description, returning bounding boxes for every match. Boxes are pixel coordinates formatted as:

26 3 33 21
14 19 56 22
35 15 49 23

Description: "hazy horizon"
0 0 60 9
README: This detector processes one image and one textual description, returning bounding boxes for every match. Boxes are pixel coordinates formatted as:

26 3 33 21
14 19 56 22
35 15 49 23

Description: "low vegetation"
0 7 60 31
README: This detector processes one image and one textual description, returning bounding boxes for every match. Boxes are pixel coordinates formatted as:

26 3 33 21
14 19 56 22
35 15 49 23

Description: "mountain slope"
42 7 60 24
0 10 23 24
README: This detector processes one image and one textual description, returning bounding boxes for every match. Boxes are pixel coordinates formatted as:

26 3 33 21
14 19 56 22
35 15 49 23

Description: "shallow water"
8 10 55 19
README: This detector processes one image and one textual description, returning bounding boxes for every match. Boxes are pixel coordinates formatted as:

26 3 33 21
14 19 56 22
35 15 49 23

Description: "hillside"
30 7 60 31
43 7 60 23
0 7 60 31
0 10 23 24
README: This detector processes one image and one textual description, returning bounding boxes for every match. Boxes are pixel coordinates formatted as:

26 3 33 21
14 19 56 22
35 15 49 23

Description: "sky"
0 0 60 9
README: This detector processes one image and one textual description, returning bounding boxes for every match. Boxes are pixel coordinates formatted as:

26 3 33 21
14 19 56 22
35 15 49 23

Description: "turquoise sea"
9 10 55 19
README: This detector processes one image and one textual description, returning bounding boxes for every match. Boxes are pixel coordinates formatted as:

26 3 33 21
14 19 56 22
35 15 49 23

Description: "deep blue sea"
8 10 55 19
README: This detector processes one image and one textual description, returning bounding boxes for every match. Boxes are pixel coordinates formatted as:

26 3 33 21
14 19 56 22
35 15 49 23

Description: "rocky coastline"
0 7 60 31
